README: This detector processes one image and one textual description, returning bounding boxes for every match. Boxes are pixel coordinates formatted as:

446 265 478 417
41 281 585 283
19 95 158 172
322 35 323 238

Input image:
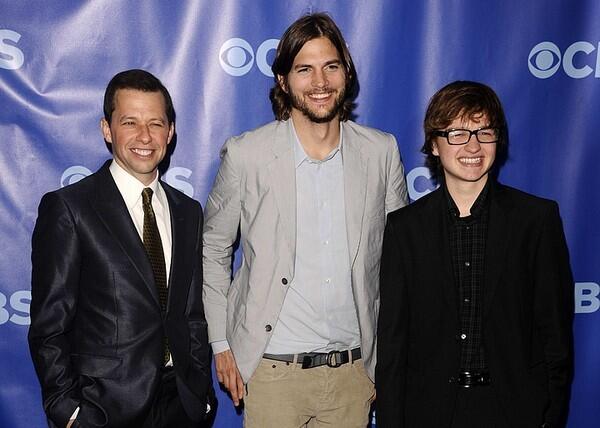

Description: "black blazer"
29 161 212 427
376 181 573 428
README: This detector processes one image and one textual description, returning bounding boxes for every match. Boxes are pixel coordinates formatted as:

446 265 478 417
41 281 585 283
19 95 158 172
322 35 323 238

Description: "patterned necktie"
141 187 170 364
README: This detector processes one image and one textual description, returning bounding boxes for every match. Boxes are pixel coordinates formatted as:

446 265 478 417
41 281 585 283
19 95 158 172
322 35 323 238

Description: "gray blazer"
202 119 408 382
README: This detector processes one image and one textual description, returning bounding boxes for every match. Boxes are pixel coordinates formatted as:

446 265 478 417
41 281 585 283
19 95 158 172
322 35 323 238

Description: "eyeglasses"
432 127 500 145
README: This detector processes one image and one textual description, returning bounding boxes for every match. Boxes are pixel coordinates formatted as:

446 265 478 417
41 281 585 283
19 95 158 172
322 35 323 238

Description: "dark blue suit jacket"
29 161 212 427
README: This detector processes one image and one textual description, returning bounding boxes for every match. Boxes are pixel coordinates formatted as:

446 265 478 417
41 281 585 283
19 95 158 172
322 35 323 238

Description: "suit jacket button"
281 278 288 285
265 324 272 332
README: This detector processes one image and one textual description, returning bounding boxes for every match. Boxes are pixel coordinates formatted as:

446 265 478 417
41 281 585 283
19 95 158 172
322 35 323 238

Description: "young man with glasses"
376 81 573 428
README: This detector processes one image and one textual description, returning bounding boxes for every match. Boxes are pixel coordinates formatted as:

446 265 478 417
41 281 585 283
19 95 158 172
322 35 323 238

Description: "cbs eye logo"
61 166 92 187
219 38 279 77
529 41 600 79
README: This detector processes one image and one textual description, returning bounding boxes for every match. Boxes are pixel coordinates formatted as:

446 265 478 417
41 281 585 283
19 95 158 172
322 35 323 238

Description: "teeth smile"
309 93 331 99
459 157 482 164
132 148 152 156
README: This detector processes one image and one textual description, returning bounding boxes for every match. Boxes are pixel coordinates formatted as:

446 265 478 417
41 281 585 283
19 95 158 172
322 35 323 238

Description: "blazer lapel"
90 163 160 308
483 183 512 317
428 189 460 319
163 184 191 313
266 120 297 258
342 125 367 268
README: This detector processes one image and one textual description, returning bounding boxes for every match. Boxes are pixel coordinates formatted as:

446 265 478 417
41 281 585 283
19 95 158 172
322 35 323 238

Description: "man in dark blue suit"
29 69 213 427
376 81 573 428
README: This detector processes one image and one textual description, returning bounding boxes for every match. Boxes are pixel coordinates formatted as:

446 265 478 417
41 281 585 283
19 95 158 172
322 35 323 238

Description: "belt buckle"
457 371 490 388
326 351 343 368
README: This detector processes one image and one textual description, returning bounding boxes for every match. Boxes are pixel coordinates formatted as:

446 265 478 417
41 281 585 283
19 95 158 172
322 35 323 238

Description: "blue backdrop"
1 1 598 426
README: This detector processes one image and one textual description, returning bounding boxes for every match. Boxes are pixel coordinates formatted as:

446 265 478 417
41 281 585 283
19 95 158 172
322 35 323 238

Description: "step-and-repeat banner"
1 1 598 426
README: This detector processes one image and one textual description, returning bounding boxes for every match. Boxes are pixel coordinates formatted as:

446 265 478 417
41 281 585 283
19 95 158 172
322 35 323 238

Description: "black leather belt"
457 371 491 387
263 348 361 369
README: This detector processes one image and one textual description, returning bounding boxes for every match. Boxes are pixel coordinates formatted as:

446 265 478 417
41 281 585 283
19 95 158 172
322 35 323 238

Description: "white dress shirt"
109 161 172 280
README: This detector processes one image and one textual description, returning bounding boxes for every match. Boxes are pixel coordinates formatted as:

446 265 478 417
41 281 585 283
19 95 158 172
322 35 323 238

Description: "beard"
289 86 346 123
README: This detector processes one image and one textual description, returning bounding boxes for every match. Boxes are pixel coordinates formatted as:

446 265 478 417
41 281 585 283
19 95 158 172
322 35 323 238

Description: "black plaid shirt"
445 180 490 372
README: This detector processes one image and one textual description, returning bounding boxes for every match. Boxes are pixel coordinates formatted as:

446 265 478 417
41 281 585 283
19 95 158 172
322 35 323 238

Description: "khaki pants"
244 357 375 428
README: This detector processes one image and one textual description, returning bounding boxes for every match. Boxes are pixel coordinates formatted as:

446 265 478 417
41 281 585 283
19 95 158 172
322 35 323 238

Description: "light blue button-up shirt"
266 124 361 354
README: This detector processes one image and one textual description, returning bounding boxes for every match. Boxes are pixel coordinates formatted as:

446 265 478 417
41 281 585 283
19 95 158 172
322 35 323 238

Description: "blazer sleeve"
534 202 574 427
181 204 214 421
202 138 243 345
384 134 409 215
28 192 81 427
376 213 409 427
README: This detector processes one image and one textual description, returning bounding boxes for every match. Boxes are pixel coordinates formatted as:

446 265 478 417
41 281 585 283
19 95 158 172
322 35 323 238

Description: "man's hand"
214 350 244 406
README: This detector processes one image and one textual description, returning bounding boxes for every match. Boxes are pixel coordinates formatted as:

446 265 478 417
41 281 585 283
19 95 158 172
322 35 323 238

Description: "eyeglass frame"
432 127 500 145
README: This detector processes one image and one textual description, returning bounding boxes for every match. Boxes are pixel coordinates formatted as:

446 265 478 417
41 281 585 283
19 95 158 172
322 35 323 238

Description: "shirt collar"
291 120 343 168
109 160 163 210
444 177 491 220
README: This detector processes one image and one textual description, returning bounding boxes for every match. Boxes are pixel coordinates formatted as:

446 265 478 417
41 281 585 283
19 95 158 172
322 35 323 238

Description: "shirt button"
325 278 331 284
281 278 288 285
265 325 272 332
324 240 329 245
460 334 467 340
464 261 471 267
464 298 470 303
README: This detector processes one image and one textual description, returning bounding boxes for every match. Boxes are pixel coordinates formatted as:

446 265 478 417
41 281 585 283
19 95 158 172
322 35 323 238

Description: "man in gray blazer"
203 13 408 427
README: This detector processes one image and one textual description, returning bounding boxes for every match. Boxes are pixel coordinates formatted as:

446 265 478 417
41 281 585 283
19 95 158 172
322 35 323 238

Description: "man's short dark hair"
103 69 175 125
269 13 358 121
421 80 508 182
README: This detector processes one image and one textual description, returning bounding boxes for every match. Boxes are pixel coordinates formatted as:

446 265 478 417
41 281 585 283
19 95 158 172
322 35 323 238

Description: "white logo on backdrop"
219 38 279 77
0 290 30 325
406 166 438 201
529 41 600 79
0 29 25 70
163 167 194 197
61 166 93 187
575 282 600 314
60 165 195 196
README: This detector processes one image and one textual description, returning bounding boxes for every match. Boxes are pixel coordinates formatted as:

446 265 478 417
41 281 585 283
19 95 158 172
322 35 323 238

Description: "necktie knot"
142 187 153 207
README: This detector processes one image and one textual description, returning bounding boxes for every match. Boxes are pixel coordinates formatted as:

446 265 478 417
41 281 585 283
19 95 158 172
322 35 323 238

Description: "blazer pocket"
71 353 123 380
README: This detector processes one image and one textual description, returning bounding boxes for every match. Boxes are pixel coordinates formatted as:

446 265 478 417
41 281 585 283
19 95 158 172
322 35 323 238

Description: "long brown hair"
269 13 358 121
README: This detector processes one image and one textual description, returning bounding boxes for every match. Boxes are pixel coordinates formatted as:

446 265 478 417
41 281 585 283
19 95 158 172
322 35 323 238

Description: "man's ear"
167 122 175 145
277 75 287 93
432 141 439 156
101 118 112 144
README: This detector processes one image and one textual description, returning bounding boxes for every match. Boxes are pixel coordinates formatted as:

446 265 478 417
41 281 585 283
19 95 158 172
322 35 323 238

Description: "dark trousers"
142 367 200 428
450 386 508 428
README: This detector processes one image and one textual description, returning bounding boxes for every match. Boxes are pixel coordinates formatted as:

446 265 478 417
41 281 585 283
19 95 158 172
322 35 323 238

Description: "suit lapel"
266 121 297 257
163 184 190 314
90 163 160 308
428 189 460 319
341 124 367 268
483 183 512 317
